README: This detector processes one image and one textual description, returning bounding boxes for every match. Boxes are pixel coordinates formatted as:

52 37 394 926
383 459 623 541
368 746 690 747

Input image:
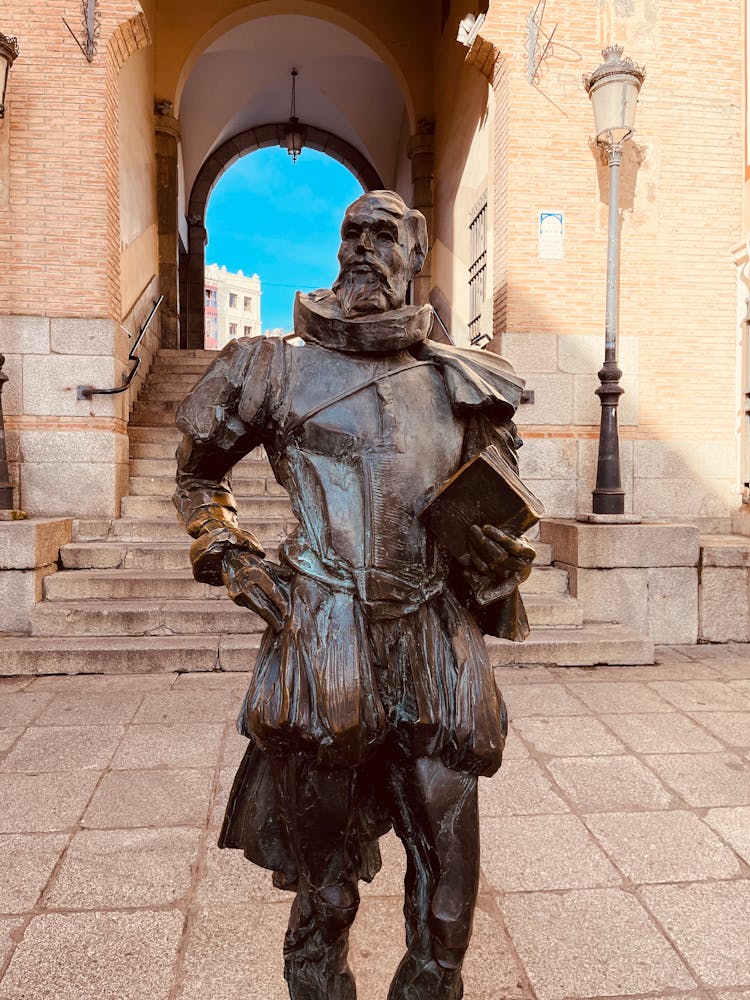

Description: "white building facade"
204 264 262 350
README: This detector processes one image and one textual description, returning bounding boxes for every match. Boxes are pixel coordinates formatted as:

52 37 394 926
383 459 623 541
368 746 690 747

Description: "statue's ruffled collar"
294 289 433 354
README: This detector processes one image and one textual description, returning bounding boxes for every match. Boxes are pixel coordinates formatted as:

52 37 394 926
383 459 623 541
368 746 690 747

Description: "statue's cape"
295 289 525 419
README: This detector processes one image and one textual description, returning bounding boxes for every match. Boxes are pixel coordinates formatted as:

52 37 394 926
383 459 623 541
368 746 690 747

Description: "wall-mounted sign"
539 211 563 260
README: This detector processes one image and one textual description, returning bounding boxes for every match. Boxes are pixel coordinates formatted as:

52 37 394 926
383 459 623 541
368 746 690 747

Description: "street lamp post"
583 45 645 516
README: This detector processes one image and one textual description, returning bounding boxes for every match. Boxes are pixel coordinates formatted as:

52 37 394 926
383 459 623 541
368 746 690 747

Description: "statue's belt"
282 360 434 441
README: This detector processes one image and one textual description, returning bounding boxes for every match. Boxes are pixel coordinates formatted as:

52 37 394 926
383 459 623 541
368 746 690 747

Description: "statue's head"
332 191 428 318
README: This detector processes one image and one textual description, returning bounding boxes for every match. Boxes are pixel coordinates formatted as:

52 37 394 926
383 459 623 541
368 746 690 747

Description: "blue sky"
205 147 364 333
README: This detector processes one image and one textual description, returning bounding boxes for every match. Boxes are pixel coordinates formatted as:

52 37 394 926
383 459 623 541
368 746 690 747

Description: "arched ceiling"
179 14 409 196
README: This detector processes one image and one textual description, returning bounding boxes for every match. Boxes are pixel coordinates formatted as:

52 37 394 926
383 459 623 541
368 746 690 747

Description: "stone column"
154 100 181 350
408 121 435 307
185 219 207 349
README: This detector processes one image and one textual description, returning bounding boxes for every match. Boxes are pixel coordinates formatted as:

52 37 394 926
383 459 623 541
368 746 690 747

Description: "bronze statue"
174 191 535 1000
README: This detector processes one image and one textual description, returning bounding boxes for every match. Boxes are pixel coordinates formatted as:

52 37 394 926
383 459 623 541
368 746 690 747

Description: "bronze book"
420 445 545 563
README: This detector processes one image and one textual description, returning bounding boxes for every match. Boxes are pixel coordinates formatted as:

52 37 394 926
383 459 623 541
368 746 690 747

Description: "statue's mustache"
337 257 388 283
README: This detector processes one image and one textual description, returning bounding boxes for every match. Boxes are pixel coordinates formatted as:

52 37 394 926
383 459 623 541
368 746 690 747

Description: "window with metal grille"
468 193 488 346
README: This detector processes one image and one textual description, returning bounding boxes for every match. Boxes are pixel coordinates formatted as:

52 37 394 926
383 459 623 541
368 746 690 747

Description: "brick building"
1 0 749 661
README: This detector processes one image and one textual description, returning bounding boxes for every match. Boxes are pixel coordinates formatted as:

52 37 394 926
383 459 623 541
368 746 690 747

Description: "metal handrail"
77 295 164 400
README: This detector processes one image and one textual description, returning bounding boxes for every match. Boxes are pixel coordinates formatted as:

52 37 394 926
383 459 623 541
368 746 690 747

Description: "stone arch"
182 125 383 347
171 1 419 133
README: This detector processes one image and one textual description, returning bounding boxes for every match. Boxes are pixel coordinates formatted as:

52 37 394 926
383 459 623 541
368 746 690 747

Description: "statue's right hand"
221 550 290 633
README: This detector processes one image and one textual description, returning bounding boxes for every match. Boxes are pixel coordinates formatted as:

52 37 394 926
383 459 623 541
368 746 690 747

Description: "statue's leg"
384 753 480 1000
273 754 360 1000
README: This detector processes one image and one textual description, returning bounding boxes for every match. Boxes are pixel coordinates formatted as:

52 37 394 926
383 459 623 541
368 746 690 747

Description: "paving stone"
0 834 67 912
0 917 23 965
0 910 184 1000
172 672 240 690
133 689 234 724
0 729 23 754
0 679 33 692
584 811 742 883
649 680 750 712
478 759 570 816
600 712 724 753
0 692 52 728
111 723 224 770
357 830 407 900
730 678 750 697
0 772 100 832
0 725 124 772
703 806 750 864
500 887 695 999
35 691 143 726
640 882 750 988
176 902 288 1000
687 712 750 749
501 723 531 760
565 680 674 713
221 725 248 768
644 753 750 807
481 814 620 892
31 673 177 691
502 683 590 718
207 766 237 834
708 658 750 680
547 756 675 811
83 768 214 829
350 896 529 1000
513 716 626 756
196 841 288 906
493 665 556 685
45 827 201 909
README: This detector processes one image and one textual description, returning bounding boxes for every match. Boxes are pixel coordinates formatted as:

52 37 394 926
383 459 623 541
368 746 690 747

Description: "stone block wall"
542 520 701 644
482 0 743 530
0 519 72 633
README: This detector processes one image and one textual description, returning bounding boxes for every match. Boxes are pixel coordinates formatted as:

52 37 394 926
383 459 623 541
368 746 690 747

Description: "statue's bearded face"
333 198 414 318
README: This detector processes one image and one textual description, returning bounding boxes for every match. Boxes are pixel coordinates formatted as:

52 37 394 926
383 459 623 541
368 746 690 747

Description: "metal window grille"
468 194 488 346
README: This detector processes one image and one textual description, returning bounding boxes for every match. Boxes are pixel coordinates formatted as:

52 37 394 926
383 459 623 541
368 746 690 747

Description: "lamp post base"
577 511 642 524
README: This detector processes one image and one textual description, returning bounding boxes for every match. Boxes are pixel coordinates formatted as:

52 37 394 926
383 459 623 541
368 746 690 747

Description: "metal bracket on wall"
520 389 535 405
62 0 99 63
526 0 558 86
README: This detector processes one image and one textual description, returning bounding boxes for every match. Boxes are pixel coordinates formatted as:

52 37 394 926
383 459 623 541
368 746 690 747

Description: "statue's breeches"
239 571 507 776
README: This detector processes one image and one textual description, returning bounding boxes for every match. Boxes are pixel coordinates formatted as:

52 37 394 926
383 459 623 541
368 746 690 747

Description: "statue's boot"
387 952 463 1000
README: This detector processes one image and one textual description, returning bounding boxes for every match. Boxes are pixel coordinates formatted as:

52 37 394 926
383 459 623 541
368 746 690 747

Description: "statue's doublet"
175 298 527 785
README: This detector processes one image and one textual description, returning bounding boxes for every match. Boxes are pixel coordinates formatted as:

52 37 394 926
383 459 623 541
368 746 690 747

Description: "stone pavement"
0 644 749 1000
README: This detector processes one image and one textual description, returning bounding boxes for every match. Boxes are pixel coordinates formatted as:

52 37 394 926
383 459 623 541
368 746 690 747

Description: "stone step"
121 494 293 519
128 426 183 443
110 516 294 542
0 622 653 676
131 457 271 477
133 399 184 414
44 568 211 602
0 635 237 675
29 588 576 636
486 623 654 666
700 533 750 566
521 594 583 627
30 598 266 637
519 566 568 596
129 441 271 463
60 540 282 571
129 411 184 426
156 349 218 359
128 475 287 498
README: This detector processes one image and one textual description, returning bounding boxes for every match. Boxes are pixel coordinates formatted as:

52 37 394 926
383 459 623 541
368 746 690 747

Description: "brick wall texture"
0 2 150 320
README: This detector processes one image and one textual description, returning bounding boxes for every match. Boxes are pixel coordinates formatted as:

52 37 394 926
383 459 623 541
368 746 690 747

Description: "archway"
182 125 383 345
164 10 426 348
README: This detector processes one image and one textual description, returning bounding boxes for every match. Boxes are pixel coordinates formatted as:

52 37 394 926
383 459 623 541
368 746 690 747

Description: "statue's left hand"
221 549 291 633
461 524 536 606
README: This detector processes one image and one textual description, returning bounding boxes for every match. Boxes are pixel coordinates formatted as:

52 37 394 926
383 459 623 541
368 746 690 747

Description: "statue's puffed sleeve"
173 337 280 585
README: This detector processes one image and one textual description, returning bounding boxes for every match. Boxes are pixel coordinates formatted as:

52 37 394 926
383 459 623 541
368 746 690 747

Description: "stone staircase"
1 349 653 673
